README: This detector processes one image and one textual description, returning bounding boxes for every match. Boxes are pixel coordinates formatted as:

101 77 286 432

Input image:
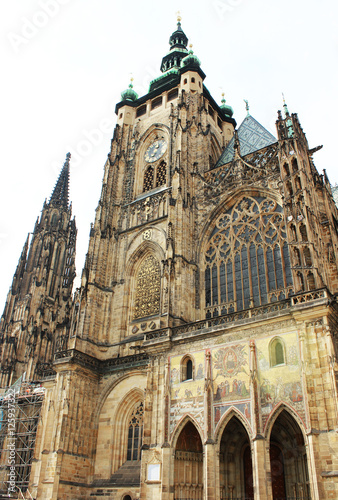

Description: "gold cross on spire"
176 10 182 22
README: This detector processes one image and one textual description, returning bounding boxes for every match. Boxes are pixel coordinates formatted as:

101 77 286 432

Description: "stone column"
251 436 271 500
204 441 216 499
249 341 271 499
161 445 172 500
306 432 322 500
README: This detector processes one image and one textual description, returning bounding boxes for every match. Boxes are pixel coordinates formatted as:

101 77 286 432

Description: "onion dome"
220 93 234 118
121 78 138 102
181 44 201 68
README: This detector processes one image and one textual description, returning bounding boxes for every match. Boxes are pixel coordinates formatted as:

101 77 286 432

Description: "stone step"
93 460 141 488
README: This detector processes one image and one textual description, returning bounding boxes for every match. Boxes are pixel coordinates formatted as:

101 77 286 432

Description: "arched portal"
219 416 253 500
270 411 310 499
174 421 203 500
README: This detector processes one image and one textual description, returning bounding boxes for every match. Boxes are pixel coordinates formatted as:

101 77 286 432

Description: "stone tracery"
204 195 293 316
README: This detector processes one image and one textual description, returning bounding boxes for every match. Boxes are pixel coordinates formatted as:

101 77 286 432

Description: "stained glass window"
127 402 144 462
205 196 293 315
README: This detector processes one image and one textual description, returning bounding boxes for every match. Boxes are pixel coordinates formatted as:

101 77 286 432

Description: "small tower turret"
276 100 338 295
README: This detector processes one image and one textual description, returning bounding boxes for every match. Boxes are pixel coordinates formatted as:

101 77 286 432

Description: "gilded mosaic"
134 255 161 319
256 333 305 426
212 345 250 402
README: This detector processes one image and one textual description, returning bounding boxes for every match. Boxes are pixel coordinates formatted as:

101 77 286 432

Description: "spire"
282 93 290 116
282 94 294 138
160 15 189 72
49 153 71 208
15 234 29 277
20 233 30 262
12 234 30 295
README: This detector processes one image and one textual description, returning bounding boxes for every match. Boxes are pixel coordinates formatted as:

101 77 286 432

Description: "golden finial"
176 10 182 23
282 92 289 116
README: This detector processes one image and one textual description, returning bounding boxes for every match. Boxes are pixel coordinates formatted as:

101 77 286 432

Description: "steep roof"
215 114 277 167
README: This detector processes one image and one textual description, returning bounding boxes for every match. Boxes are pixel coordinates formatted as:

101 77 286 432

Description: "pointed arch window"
307 271 315 290
133 255 161 320
270 337 286 367
51 213 58 227
143 162 167 193
292 157 299 172
283 163 290 176
143 166 154 192
181 355 194 381
156 161 166 187
127 401 144 462
300 224 308 242
204 196 293 316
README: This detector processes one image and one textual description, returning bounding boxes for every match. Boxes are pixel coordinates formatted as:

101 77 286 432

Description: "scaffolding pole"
0 382 44 497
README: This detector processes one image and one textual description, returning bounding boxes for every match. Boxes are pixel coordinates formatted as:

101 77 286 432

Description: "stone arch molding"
264 401 307 441
170 414 205 451
93 374 146 480
214 406 253 448
94 370 147 423
121 241 165 329
126 230 166 266
137 123 170 156
134 124 170 195
197 186 283 256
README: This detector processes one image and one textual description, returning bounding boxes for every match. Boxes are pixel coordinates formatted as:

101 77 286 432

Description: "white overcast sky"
0 0 337 310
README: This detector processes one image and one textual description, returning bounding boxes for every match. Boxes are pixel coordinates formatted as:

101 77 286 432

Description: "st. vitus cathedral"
0 18 338 500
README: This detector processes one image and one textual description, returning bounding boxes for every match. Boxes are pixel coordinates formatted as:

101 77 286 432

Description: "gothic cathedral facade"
1 20 338 500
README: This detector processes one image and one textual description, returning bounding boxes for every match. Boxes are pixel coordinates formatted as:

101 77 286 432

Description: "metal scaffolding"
0 382 44 495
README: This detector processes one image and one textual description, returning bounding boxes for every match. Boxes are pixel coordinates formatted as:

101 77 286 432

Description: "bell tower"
72 18 236 359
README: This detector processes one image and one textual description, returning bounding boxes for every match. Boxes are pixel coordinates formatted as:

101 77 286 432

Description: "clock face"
144 139 167 163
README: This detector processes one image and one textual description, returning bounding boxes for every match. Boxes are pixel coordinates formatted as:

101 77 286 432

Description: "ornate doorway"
174 421 203 500
219 416 253 500
270 411 311 499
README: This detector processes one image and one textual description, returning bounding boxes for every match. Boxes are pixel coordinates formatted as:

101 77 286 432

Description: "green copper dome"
121 81 138 102
160 18 189 72
181 47 201 68
220 95 233 118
